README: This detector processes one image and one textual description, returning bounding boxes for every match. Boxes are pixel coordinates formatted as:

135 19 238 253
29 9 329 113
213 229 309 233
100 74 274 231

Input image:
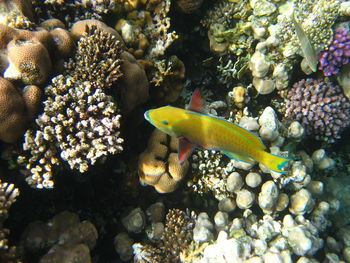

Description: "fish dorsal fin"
178 137 196 164
188 89 205 113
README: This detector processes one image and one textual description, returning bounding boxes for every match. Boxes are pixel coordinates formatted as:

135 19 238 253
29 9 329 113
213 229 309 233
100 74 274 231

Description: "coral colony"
318 29 350 76
0 0 350 262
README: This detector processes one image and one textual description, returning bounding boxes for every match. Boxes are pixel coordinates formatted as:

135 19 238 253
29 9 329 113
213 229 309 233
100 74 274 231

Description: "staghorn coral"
284 78 350 142
19 211 98 263
18 26 124 188
133 208 196 262
138 129 189 193
318 29 350 76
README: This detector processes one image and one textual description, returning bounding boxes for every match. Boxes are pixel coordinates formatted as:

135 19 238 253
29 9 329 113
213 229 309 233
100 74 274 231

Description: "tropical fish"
144 90 291 173
291 10 318 72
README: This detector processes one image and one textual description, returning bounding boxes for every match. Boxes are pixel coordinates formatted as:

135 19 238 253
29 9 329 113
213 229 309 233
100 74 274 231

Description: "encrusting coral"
138 129 189 193
18 26 125 188
284 78 350 142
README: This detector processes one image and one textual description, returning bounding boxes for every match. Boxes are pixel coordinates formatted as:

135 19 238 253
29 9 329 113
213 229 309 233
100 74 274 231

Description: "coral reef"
138 129 189 193
318 29 350 76
18 26 125 188
2 1 350 263
284 78 350 141
19 211 98 263
31 0 116 26
0 21 75 143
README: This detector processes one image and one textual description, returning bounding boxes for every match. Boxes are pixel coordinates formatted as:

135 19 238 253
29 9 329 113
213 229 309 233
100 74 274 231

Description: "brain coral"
18 26 125 189
284 78 350 142
138 129 189 193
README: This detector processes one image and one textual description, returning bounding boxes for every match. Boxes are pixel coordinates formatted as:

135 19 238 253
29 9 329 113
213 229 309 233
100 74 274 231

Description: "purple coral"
284 78 350 141
318 29 350 76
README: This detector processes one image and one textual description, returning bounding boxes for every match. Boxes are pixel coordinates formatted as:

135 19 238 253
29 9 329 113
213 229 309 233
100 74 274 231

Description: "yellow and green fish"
144 90 291 173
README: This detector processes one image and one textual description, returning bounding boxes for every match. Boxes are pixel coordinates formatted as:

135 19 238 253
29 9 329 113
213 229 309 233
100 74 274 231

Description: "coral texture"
18 26 124 188
284 78 350 141
31 0 115 26
318 29 350 76
0 179 20 262
138 129 189 193
133 209 196 262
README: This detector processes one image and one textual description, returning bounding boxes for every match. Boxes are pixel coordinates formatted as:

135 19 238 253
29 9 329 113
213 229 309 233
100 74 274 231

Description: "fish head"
144 106 184 137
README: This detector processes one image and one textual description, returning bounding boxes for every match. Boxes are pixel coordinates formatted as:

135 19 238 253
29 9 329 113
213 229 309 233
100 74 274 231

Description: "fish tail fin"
256 150 292 174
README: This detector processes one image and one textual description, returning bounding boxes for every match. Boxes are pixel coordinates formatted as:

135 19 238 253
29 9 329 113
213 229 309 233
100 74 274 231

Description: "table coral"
18 26 124 188
138 129 189 193
284 78 350 142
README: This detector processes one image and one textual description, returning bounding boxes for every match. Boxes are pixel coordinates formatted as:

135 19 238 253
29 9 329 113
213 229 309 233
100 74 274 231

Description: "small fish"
292 10 318 72
144 90 291 173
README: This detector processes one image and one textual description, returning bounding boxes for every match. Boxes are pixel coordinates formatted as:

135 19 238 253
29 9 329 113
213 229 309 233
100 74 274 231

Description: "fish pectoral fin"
187 89 205 113
178 137 196 164
223 151 255 164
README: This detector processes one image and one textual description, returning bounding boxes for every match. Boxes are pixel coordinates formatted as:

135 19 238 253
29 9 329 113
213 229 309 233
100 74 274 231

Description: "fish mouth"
144 110 151 122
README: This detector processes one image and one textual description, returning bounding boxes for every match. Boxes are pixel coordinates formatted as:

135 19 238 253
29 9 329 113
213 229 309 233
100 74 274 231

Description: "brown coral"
70 19 125 44
119 51 149 112
138 129 189 193
5 39 52 84
0 77 27 143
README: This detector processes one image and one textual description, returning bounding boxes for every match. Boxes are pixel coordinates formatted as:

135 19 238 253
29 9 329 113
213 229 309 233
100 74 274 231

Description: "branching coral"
284 78 350 142
0 179 21 262
18 26 124 188
318 29 350 76
133 208 196 262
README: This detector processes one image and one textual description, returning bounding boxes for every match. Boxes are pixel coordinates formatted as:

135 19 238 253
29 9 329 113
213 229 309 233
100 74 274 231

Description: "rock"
290 189 315 215
245 172 262 188
258 181 279 213
236 189 255 209
218 197 236 212
122 208 146 233
226 172 244 193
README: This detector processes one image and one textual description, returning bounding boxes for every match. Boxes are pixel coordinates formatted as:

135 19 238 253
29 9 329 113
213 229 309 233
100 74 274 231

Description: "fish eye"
161 121 169 125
